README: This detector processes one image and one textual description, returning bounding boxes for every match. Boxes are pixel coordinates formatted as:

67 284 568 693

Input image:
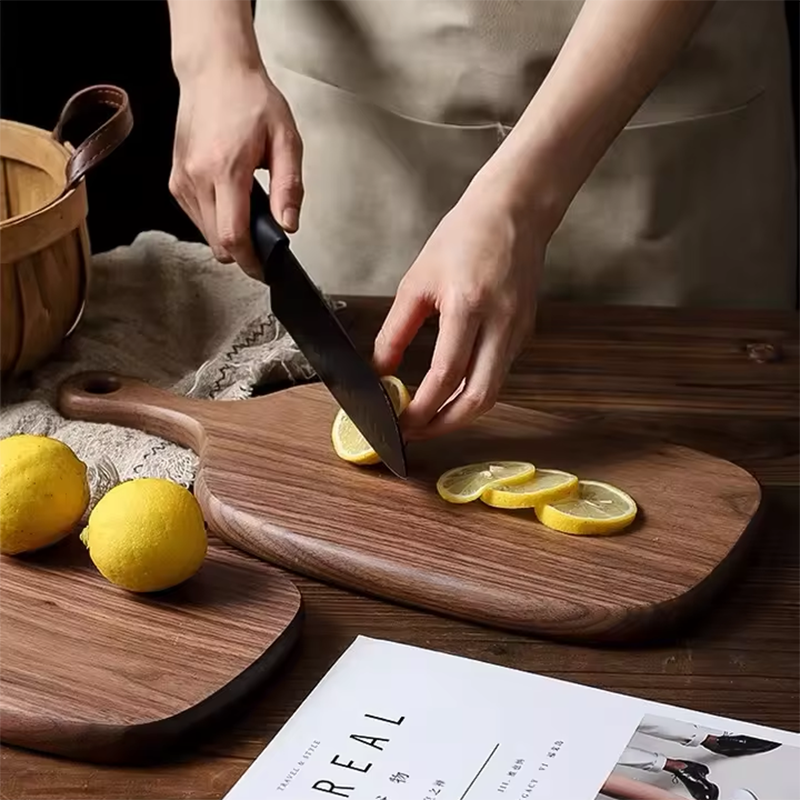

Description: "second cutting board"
58 372 762 644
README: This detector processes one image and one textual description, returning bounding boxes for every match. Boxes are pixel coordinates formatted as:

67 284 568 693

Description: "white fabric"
638 714 725 748
618 746 667 773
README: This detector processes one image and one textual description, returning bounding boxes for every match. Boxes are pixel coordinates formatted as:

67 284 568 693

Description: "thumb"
373 288 433 376
268 122 304 233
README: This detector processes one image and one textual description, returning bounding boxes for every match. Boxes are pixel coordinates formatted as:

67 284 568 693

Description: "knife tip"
384 457 408 480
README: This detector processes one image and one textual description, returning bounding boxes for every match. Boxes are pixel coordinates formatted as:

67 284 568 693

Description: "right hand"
169 63 303 278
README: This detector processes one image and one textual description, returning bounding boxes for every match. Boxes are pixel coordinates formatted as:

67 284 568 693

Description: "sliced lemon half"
331 375 411 465
481 468 579 510
437 461 536 504
536 479 637 535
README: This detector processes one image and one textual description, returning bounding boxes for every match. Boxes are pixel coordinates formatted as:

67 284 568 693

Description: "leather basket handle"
52 84 133 191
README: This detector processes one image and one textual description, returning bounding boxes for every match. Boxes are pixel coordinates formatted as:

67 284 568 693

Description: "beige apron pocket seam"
264 62 510 295
622 90 766 131
273 62 507 133
497 91 767 142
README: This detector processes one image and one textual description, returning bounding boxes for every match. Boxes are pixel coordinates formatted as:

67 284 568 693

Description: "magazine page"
224 637 799 800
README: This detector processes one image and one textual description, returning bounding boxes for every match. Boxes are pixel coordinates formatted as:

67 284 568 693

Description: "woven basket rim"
0 119 89 266
0 118 80 230
0 116 98 376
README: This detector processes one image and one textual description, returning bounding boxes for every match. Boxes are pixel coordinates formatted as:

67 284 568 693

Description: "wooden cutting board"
0 527 302 764
58 371 762 644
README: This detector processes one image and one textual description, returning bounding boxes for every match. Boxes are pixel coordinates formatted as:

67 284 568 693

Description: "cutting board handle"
58 371 206 454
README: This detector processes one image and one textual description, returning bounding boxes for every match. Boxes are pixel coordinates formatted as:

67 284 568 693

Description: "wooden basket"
0 85 132 377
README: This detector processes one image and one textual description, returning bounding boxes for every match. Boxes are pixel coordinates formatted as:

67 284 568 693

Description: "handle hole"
82 376 121 395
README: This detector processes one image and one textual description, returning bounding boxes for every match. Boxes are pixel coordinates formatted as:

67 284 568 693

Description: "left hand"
372 179 545 441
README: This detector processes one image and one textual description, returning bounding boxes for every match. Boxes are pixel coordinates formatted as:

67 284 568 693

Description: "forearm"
483 0 715 237
167 0 262 81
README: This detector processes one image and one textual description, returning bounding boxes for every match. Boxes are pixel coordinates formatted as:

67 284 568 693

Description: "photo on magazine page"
595 713 799 800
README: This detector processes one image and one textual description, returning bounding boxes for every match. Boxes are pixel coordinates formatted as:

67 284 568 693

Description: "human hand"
169 62 303 278
372 178 545 441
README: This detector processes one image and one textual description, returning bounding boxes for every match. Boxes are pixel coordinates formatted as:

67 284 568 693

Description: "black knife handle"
249 179 289 283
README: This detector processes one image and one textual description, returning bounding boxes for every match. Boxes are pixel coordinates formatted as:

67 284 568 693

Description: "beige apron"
254 0 797 307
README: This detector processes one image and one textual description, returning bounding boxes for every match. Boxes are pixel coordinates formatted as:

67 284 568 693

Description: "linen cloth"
0 231 320 509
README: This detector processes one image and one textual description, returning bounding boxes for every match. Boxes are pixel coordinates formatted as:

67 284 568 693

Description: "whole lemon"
80 477 208 592
0 434 89 555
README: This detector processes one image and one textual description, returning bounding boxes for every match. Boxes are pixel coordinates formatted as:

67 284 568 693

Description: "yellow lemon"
436 461 536 504
536 479 637 535
332 375 411 465
80 477 207 592
481 468 579 509
0 434 89 555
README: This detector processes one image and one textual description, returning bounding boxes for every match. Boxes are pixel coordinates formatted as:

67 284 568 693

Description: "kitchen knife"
249 179 407 478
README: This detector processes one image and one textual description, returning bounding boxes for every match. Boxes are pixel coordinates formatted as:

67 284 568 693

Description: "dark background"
1 0 798 257
1 0 199 251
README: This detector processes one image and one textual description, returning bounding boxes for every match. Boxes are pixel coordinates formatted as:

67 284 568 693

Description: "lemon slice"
332 376 411 465
437 462 536 504
380 375 411 412
536 480 637 535
481 468 579 509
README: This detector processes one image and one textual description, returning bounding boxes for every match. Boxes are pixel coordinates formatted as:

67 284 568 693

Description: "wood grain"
2 299 796 800
58 372 762 643
0 262 21 374
3 160 59 220
0 532 302 765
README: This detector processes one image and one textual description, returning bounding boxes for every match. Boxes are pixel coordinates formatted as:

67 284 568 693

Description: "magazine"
224 637 799 800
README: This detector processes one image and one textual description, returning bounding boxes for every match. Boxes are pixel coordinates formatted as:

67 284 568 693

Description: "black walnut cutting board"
0 520 302 764
57 371 763 644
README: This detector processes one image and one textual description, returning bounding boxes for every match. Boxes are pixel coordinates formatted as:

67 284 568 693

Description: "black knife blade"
249 179 407 478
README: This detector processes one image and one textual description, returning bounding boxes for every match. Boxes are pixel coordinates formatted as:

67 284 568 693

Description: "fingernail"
282 207 299 231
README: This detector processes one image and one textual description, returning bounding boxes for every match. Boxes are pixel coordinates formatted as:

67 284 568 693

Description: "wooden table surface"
2 299 798 800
